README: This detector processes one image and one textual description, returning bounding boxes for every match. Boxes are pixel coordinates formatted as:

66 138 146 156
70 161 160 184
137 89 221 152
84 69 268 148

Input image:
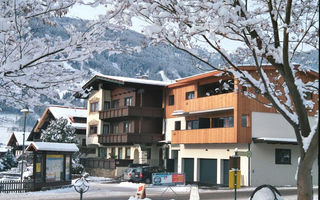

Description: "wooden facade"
86 76 165 146
98 133 163 145
168 67 318 144
99 106 163 120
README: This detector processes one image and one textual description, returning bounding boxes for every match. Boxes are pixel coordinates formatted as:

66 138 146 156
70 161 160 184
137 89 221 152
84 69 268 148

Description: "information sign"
152 173 185 186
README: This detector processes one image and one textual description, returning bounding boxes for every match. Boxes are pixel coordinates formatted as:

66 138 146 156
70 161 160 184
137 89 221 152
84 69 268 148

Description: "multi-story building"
80 75 170 169
164 66 318 186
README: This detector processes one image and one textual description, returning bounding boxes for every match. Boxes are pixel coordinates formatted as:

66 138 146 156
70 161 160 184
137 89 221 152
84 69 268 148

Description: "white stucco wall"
165 117 186 142
86 89 102 146
251 143 318 186
251 112 318 186
177 143 250 186
252 112 317 138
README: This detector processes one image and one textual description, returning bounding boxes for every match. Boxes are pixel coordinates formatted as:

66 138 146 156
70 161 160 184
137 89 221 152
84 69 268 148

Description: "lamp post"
20 107 30 181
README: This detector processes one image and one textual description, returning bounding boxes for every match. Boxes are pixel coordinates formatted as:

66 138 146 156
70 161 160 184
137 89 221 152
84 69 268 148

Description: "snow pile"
128 196 152 200
251 187 284 200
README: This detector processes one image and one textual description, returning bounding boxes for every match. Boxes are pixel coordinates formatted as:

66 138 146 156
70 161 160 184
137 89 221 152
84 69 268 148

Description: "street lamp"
20 107 30 181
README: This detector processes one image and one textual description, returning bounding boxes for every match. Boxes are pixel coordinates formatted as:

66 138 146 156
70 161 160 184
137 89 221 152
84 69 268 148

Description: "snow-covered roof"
48 106 87 120
26 142 79 152
83 74 174 89
71 123 87 129
11 132 31 146
253 137 297 144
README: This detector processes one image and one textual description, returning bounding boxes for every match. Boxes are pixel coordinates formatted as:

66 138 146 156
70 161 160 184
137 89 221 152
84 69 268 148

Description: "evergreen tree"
41 117 76 143
1 150 17 170
40 117 83 174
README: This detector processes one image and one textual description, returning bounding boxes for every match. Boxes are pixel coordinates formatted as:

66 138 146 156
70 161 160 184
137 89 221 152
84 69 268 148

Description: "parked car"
123 164 149 182
131 166 165 184
123 167 135 182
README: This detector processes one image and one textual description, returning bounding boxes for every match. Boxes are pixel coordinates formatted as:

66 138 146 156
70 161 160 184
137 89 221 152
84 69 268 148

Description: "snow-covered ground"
0 177 317 200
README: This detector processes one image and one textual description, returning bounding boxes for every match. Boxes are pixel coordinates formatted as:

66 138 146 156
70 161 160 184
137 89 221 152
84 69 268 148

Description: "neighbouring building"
27 106 94 156
163 66 318 187
78 75 171 176
7 131 31 157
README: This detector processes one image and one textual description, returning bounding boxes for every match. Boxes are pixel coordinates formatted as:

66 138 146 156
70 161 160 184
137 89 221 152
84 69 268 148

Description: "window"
125 147 131 159
73 117 86 123
198 79 234 97
90 102 99 112
82 139 86 146
104 101 111 110
123 121 132 133
98 147 106 158
175 121 181 130
275 149 291 164
241 115 248 127
112 123 119 134
118 147 123 159
146 148 151 159
89 125 97 134
111 99 120 108
124 97 133 106
168 95 174 105
110 147 116 159
103 124 110 135
212 116 234 128
186 120 199 130
186 91 195 100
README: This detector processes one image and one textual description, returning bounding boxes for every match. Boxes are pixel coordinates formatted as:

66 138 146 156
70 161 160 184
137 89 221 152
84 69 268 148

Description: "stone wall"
85 168 116 178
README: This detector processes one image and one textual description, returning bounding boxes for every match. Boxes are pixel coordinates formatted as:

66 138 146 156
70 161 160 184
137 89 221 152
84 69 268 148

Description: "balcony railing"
98 133 163 145
99 106 163 120
167 92 236 115
171 127 236 144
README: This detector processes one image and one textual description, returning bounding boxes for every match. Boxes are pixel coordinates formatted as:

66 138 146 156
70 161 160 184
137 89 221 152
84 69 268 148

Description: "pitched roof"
26 142 79 152
48 106 87 120
82 74 174 89
34 106 87 133
7 131 31 147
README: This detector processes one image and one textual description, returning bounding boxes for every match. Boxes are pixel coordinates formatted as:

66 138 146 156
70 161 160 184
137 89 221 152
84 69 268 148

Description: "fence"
0 179 34 193
80 158 133 169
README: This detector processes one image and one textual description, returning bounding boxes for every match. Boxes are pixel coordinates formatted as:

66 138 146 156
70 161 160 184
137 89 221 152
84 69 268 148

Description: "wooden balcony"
171 127 236 144
98 133 163 145
166 92 236 117
99 106 163 120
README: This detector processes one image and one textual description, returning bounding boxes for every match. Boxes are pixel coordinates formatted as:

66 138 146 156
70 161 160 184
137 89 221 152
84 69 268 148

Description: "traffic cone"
135 183 146 199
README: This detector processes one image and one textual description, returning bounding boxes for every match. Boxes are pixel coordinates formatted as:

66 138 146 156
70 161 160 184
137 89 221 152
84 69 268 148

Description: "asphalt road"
67 188 318 200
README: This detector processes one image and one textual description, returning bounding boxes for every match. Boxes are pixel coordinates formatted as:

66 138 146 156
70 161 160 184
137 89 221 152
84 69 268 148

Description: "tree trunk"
297 159 313 200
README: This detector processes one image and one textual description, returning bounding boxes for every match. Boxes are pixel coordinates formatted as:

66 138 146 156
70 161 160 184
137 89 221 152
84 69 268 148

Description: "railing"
98 133 163 145
0 179 34 193
80 158 133 169
171 127 236 144
99 106 163 120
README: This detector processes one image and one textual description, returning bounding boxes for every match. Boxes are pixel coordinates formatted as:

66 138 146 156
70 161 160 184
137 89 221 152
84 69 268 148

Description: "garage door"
183 158 194 183
200 159 217 185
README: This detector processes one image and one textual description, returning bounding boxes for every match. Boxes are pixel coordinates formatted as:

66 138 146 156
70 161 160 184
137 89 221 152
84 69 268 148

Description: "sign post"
152 172 185 198
74 176 89 200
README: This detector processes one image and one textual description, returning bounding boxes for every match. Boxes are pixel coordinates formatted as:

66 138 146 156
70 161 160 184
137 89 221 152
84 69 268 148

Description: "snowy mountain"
1 17 318 128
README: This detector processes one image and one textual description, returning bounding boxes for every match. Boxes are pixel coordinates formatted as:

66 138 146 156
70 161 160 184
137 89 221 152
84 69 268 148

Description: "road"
56 186 318 200
0 181 318 200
